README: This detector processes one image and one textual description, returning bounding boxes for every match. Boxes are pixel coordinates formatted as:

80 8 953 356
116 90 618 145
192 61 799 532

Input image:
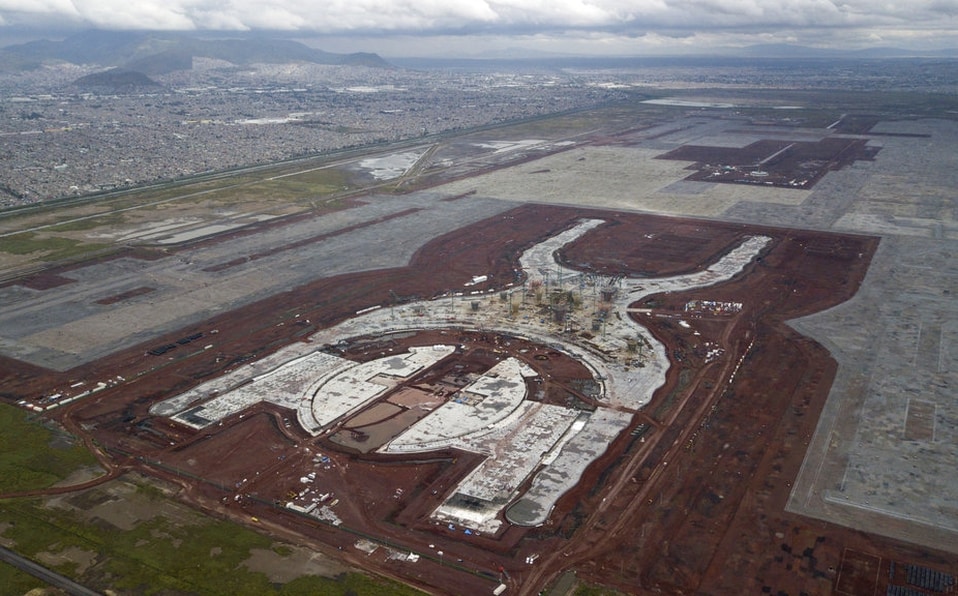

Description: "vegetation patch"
652 367 694 420
0 560 45 594
49 211 127 232
0 232 108 261
0 402 99 493
0 477 424 595
573 584 629 596
201 168 354 207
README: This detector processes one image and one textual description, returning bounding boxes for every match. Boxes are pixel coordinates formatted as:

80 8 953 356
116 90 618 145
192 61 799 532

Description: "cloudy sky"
2 0 958 56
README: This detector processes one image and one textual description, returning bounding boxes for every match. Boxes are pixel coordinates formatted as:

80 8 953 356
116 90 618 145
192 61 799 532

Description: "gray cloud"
1 0 957 51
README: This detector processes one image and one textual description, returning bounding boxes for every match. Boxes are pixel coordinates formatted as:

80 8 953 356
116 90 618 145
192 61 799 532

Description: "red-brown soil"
16 272 77 290
657 137 879 189
2 203 954 595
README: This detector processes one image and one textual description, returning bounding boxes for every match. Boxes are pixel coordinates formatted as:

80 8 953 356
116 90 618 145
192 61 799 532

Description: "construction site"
1 100 956 595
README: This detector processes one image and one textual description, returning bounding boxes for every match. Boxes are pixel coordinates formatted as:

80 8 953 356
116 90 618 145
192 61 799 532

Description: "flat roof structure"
507 408 633 527
156 345 456 431
432 401 579 533
383 358 537 452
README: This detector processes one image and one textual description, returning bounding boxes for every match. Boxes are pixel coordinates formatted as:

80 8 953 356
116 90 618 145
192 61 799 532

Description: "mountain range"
2 31 955 79
0 30 390 74
735 43 958 59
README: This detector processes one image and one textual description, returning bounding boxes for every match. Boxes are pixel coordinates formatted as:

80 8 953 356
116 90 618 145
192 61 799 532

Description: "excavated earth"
3 202 954 595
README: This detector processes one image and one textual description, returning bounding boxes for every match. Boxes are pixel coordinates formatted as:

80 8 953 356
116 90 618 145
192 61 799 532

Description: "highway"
0 545 102 596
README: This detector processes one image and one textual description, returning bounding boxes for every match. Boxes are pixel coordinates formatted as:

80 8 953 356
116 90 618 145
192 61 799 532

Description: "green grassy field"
0 561 46 594
0 232 110 261
0 157 357 236
0 402 100 494
0 491 424 595
573 585 629 596
0 158 360 275
0 403 422 594
48 211 128 232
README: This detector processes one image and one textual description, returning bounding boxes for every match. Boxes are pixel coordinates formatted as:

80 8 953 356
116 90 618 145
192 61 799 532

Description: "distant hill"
123 49 193 76
0 30 391 73
736 43 958 59
73 68 162 91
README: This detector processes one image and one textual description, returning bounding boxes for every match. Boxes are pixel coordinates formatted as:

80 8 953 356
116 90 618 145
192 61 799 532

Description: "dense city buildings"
0 61 622 205
3 52 956 207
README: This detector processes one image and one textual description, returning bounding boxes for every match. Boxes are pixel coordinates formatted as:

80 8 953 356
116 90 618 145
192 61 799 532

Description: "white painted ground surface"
358 152 424 180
